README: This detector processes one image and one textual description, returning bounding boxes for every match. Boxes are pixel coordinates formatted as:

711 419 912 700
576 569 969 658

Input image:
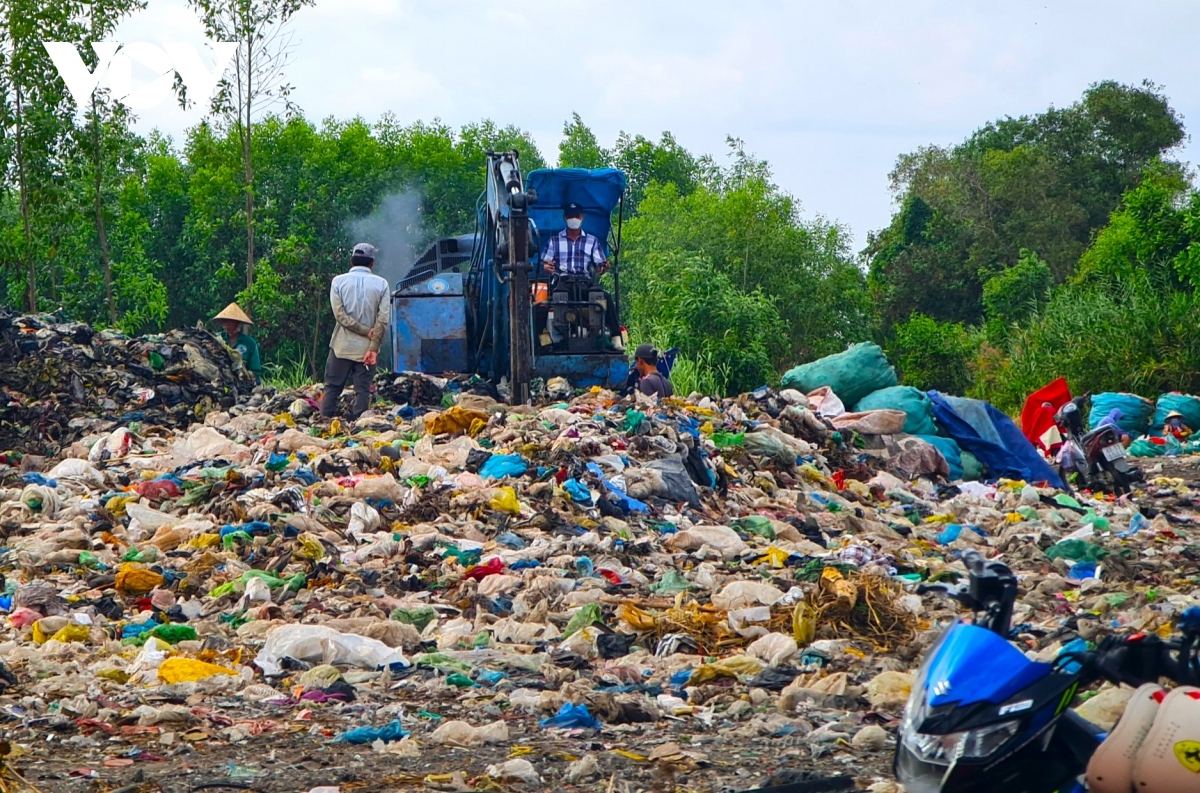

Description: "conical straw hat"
213 302 253 325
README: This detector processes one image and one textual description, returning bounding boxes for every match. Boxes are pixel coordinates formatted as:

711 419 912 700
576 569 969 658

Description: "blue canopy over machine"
526 167 628 248
391 159 630 402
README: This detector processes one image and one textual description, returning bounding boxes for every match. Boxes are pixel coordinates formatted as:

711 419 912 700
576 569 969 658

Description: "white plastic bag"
126 502 180 531
486 759 541 784
429 719 510 747
747 632 800 667
351 473 405 502
253 625 409 675
712 581 785 610
46 458 103 484
665 525 747 560
347 502 381 539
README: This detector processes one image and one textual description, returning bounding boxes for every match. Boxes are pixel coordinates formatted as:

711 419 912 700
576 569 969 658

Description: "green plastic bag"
711 432 745 448
731 515 775 541
649 569 690 594
854 386 938 436
1130 438 1167 458
563 602 603 638
916 435 963 479
780 342 897 406
415 653 472 673
1046 539 1108 562
960 450 984 481
392 606 437 632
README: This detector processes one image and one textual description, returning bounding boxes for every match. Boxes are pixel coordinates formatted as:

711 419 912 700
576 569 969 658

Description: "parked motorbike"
894 550 1200 793
1054 396 1138 495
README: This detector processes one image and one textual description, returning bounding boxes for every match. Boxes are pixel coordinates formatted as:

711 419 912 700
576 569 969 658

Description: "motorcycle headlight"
902 719 1021 765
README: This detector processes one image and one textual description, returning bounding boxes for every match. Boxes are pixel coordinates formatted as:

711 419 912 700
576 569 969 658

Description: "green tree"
868 81 1185 327
558 112 607 169
631 252 783 394
0 0 90 310
889 314 977 394
982 248 1053 341
972 164 1200 412
623 139 869 370
186 0 317 291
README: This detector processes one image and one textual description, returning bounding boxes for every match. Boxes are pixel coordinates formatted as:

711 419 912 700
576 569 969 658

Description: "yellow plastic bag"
754 547 790 569
157 657 238 684
687 655 764 685
488 487 520 514
49 624 90 644
296 533 325 560
188 533 221 549
105 495 137 516
115 566 165 595
616 603 658 631
426 406 490 436
793 601 817 647
820 567 858 608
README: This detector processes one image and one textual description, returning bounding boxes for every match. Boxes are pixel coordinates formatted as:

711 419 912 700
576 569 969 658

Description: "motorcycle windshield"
922 623 1053 708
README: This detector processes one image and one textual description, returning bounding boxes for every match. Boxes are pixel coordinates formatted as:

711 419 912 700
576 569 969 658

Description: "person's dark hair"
351 254 375 267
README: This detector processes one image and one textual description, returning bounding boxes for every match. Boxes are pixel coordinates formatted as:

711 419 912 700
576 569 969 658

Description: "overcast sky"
114 0 1200 252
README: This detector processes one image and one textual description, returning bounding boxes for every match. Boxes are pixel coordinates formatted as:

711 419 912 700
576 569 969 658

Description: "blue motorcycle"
894 550 1200 793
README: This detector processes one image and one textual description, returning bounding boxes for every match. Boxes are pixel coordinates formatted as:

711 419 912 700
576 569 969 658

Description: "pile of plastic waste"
1 309 258 455
0 322 1196 792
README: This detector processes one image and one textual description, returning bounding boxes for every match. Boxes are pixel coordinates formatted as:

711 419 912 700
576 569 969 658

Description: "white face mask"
566 218 583 230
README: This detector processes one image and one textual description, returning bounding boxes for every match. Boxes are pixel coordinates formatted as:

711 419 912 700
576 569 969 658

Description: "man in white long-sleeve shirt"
321 242 390 419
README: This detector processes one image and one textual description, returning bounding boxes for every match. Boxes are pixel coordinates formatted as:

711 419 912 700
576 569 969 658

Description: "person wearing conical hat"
1164 409 1192 441
213 302 262 378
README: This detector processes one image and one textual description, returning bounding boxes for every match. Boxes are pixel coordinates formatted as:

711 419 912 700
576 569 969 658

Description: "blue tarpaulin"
927 390 1064 489
526 168 628 253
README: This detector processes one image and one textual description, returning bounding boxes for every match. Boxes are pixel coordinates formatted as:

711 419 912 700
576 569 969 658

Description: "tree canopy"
867 81 1184 328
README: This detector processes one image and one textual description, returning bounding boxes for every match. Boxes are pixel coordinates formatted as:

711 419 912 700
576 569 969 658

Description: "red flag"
1021 377 1071 452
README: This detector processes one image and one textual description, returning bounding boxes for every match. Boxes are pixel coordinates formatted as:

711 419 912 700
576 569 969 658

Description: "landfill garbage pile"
0 333 1195 793
1 310 257 456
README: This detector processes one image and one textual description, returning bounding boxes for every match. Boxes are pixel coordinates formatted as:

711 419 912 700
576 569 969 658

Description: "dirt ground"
4 697 892 793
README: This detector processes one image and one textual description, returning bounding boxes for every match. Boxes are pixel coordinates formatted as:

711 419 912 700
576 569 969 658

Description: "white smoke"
346 191 426 289
344 190 428 372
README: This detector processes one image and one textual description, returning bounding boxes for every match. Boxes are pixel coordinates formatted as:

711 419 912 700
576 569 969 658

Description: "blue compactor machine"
390 151 630 404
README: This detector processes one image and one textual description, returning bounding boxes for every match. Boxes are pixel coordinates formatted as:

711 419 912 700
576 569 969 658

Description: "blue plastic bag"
475 669 507 686
1119 513 1149 538
916 435 964 480
539 702 602 730
496 532 527 549
562 478 593 505
1089 393 1154 435
1068 561 1097 581
1056 638 1090 674
479 454 527 480
336 719 408 744
585 463 648 513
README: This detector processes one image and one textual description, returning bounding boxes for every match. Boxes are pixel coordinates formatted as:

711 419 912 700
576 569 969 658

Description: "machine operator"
541 203 624 351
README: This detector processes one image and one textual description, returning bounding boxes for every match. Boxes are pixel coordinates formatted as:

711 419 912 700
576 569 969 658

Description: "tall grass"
665 349 728 398
263 352 314 391
972 271 1200 413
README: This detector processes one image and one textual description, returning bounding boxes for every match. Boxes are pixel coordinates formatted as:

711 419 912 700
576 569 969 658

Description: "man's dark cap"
634 343 658 363
564 202 584 217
